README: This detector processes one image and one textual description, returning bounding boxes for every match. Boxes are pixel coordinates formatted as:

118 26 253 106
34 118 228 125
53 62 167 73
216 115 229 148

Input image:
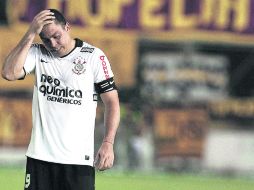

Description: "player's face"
40 22 71 57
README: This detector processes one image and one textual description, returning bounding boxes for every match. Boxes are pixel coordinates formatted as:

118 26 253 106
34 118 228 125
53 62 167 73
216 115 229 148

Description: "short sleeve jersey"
24 39 114 166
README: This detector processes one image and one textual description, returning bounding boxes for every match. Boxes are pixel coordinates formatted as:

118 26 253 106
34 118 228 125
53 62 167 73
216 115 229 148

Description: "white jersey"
24 39 114 166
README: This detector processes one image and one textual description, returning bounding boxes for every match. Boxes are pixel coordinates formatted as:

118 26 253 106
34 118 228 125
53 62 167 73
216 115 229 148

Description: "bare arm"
1 10 55 81
94 90 120 171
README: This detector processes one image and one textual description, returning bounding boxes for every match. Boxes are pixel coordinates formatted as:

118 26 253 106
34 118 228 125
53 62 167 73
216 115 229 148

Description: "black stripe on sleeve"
94 77 117 94
18 67 27 80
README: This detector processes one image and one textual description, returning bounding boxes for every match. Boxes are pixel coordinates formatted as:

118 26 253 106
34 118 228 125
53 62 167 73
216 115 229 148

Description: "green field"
0 167 253 190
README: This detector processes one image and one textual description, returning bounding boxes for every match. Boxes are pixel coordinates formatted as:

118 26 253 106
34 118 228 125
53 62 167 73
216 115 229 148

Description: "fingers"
29 10 55 34
99 157 114 171
35 10 55 26
35 10 55 23
94 153 100 168
104 157 114 169
94 142 114 171
94 152 114 171
96 157 114 171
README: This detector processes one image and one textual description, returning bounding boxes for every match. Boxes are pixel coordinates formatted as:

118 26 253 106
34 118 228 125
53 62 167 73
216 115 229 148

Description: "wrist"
22 31 36 46
25 31 36 40
103 140 114 145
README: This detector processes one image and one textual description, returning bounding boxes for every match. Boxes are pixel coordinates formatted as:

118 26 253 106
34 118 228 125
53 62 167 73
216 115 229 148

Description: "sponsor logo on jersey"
100 55 110 79
40 58 48 63
39 74 82 105
85 155 90 160
93 94 98 101
80 47 94 53
72 56 86 75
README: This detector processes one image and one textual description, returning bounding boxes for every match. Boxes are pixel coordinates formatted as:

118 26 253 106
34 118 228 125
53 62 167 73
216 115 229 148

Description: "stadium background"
0 0 254 189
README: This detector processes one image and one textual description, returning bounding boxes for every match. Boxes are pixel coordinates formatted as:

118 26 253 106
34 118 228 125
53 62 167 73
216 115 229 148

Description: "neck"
59 38 75 57
65 38 76 54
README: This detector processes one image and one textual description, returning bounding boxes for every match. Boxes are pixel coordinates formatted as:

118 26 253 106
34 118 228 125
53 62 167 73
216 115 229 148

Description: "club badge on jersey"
72 56 87 75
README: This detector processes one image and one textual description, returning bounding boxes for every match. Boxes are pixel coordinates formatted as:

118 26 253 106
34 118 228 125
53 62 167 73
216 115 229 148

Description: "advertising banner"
6 0 254 35
0 98 32 146
154 108 207 160
140 52 229 103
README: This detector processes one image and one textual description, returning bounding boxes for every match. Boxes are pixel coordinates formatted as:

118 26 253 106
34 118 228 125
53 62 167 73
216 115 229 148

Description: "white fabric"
24 40 114 165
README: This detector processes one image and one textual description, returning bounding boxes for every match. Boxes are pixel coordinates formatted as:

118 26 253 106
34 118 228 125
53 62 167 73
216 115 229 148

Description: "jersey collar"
60 38 83 58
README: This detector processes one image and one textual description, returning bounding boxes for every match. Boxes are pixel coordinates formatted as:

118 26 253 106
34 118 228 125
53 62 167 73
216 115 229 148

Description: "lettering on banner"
9 0 252 32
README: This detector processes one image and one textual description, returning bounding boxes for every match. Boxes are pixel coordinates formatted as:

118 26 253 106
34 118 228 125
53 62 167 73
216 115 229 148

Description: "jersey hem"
25 153 94 166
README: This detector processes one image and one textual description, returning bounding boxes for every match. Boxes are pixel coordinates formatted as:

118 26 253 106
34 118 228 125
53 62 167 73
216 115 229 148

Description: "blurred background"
1 0 254 180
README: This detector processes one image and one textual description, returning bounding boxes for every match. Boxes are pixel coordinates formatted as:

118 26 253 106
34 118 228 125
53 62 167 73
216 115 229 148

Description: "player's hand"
28 10 55 35
94 141 114 171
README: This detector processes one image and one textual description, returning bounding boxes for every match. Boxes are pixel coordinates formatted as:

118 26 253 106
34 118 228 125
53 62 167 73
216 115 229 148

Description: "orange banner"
154 108 207 158
0 97 32 146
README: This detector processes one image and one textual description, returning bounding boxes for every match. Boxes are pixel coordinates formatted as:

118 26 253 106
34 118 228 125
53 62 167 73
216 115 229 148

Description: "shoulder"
30 43 46 50
80 42 97 55
76 39 104 56
30 43 50 55
80 44 96 54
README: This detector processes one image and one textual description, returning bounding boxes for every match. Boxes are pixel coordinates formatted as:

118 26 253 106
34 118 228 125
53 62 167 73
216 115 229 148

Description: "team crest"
72 56 86 75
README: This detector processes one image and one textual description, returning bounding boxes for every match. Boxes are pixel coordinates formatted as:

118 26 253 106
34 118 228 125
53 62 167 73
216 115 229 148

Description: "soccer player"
1 9 120 190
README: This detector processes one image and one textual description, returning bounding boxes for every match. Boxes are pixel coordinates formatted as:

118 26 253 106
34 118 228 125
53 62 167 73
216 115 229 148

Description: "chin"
50 50 61 57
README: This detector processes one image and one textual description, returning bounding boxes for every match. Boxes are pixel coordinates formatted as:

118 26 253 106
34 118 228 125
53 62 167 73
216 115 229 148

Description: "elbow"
1 69 16 81
1 69 8 80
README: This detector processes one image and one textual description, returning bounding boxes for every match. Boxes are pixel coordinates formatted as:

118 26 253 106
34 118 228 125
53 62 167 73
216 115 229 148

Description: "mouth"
51 47 61 52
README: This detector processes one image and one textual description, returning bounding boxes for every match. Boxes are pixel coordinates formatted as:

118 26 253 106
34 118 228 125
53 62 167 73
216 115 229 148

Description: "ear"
65 22 70 31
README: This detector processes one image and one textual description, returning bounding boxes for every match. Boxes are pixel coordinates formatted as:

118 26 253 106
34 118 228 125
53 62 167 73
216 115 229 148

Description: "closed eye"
41 37 50 43
54 35 61 40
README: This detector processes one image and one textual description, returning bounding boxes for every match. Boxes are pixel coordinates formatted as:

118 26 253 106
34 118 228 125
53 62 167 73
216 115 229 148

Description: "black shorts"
24 157 95 190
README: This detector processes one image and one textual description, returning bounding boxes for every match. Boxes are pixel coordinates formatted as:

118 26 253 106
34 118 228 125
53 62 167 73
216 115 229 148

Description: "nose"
49 38 57 48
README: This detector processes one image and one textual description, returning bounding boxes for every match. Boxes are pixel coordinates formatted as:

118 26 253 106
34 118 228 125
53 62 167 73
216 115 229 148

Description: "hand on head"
28 10 55 35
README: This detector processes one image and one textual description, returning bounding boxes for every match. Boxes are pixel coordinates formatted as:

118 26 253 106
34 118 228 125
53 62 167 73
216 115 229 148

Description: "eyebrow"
40 32 61 40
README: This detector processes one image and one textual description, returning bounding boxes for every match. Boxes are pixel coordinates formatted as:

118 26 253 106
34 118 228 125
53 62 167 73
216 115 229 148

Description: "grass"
0 167 254 190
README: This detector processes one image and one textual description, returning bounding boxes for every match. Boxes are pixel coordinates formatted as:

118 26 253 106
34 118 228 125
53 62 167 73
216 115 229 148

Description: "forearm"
102 92 120 144
1 31 36 81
